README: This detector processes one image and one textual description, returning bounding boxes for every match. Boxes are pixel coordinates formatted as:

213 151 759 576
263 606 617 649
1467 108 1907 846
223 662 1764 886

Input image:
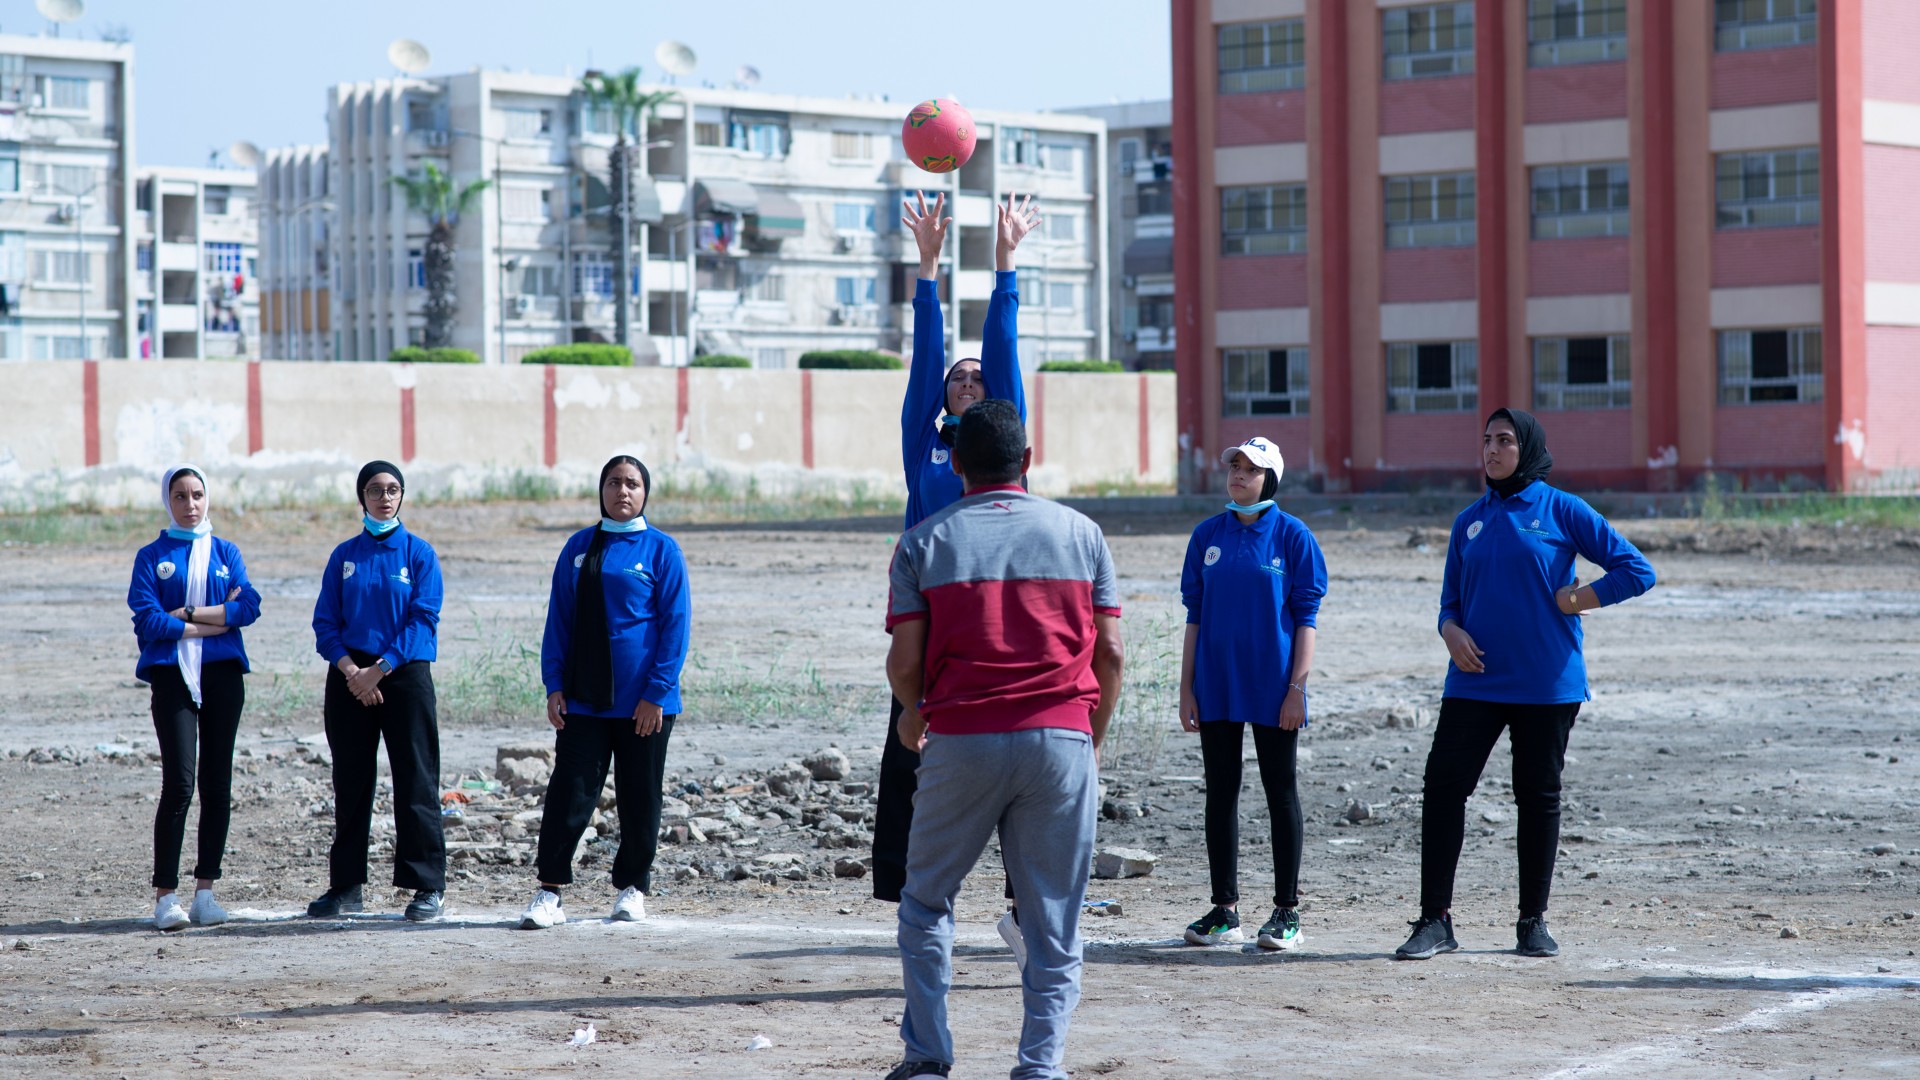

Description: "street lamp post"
49 176 103 356
448 127 510 364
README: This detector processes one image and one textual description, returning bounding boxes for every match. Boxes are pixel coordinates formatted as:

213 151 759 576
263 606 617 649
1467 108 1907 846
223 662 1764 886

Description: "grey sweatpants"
897 727 1099 1080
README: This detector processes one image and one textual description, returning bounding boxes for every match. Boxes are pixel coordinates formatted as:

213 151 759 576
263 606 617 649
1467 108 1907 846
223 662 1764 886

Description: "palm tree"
389 162 491 349
579 67 673 352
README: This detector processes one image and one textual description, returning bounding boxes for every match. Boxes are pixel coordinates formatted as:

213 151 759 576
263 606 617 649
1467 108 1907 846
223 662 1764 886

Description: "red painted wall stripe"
542 363 557 468
800 370 815 470
400 384 416 464
675 367 690 454
82 360 99 467
246 361 263 455
1032 374 1046 467
1137 374 1151 475
1821 0 1868 490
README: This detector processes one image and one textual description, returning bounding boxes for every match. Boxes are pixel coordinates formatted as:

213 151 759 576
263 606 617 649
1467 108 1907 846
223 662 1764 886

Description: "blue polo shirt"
540 522 692 718
902 271 1027 529
312 522 443 671
1438 480 1657 704
128 533 263 680
1180 507 1327 727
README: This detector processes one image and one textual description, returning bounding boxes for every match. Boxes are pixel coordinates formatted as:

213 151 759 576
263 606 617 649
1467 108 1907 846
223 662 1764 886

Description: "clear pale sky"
2 0 1172 168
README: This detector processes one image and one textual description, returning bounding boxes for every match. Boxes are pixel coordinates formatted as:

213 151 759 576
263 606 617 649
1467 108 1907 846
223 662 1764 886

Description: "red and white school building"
1171 0 1919 492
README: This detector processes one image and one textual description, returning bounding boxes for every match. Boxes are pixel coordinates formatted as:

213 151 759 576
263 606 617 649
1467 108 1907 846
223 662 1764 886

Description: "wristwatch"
184 606 195 623
376 658 394 675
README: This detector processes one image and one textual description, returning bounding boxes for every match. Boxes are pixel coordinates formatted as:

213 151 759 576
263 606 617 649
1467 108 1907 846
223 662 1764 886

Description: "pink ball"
901 98 976 174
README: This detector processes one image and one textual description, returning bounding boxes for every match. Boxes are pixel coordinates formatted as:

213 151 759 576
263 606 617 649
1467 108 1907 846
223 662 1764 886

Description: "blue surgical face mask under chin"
600 515 646 533
363 513 400 537
166 518 212 541
1225 499 1276 516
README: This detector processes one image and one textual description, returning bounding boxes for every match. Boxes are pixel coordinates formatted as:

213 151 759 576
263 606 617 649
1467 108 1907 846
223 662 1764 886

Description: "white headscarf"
163 464 213 706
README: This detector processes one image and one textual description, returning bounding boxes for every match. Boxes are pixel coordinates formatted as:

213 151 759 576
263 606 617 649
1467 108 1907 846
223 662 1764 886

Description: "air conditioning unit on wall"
513 295 534 315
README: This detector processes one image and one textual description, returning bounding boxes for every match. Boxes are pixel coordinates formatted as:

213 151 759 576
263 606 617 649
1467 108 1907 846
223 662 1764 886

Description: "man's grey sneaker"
1256 907 1302 951
404 889 443 922
1516 915 1559 957
306 885 364 918
1395 913 1458 960
996 909 1028 971
1183 905 1243 946
154 894 190 932
882 1060 951 1079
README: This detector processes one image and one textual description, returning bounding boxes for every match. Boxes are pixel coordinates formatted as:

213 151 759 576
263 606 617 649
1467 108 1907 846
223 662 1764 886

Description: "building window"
1530 162 1629 238
1135 180 1173 217
1718 327 1822 403
831 131 877 160
833 201 876 234
502 185 553 223
1224 347 1310 416
1219 19 1307 93
136 241 153 273
1047 281 1076 310
203 185 232 216
743 265 784 302
727 111 788 157
1715 0 1818 52
39 75 89 111
1387 341 1478 412
501 108 551 140
515 264 562 296
205 242 244 275
754 347 787 370
32 249 89 286
1039 143 1082 175
1527 0 1627 66
407 249 425 289
33 335 91 359
1534 335 1631 409
694 122 723 147
1118 138 1140 170
1715 148 1819 229
1000 127 1039 167
1383 2 1475 80
1221 183 1308 255
1385 172 1476 248
1046 212 1078 242
38 164 97 196
0 142 17 194
835 276 877 306
574 252 612 299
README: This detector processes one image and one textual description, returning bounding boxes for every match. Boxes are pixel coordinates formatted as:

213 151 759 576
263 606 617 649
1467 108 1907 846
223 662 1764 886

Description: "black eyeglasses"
364 484 403 499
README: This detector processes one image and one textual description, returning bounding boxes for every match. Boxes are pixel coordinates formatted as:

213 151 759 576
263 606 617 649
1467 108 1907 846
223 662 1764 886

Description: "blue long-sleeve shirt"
1438 480 1657 704
312 523 443 671
541 523 692 717
1181 508 1327 727
128 533 262 680
901 269 1027 530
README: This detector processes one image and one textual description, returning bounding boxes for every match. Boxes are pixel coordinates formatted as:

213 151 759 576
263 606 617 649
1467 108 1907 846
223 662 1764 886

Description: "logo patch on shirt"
623 560 653 581
1531 518 1542 529
156 561 175 580
1203 545 1221 566
396 565 411 585
215 565 230 580
1466 521 1483 541
342 561 356 580
574 553 586 569
930 447 949 466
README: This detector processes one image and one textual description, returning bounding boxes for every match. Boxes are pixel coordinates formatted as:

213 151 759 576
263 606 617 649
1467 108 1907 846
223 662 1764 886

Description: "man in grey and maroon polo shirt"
883 398 1125 1080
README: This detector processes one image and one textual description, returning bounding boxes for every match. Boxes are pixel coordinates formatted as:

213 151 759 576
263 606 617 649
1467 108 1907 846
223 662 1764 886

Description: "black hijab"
1485 408 1552 499
565 455 650 711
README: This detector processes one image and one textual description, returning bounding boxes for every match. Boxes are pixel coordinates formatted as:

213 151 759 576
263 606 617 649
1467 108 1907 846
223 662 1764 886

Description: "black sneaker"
1516 915 1559 957
1394 913 1458 960
881 1061 951 1079
1256 907 1303 951
1183 905 1243 946
404 889 443 922
306 885 364 918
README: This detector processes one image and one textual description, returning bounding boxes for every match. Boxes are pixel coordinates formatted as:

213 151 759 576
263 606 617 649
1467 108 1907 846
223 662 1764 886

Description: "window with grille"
1530 162 1629 238
205 242 244 275
1715 149 1818 228
743 266 784 302
1387 341 1478 412
33 249 89 285
1527 0 1627 66
1000 127 1038 167
574 252 612 299
502 185 552 223
407 249 425 289
1048 281 1076 310
204 186 232 216
1039 143 1081 175
0 142 17 194
1221 184 1307 255
1534 335 1630 409
835 276 877 306
501 108 551 140
1385 172 1475 248
1718 327 1822 403
33 335 92 359
40 76 88 110
1715 0 1817 51
727 111 788 157
1383 3 1475 80
831 131 876 159
1219 19 1307 93
1136 181 1172 217
1224 347 1310 416
1047 212 1078 241
694 122 723 147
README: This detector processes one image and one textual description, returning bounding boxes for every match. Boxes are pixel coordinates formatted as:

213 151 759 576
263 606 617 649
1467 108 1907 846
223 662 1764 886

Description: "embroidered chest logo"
1262 555 1286 577
574 553 586 569
1203 545 1221 566
342 561 356 580
215 565 230 580
1531 519 1542 530
395 565 412 585
1466 521 1483 541
156 561 176 580
931 447 949 465
624 560 653 580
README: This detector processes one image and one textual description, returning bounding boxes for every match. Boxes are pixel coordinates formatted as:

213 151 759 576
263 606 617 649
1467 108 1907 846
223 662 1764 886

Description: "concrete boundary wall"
0 361 1178 511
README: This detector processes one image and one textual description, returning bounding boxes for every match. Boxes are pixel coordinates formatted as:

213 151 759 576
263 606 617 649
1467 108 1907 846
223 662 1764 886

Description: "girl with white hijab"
127 465 261 930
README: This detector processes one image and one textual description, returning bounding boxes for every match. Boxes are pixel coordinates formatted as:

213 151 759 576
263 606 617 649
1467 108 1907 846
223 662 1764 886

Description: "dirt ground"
1 500 1917 1079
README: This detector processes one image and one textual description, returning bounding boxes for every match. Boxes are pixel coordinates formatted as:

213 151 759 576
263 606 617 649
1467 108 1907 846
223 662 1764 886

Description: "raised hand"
995 192 1041 269
901 190 950 279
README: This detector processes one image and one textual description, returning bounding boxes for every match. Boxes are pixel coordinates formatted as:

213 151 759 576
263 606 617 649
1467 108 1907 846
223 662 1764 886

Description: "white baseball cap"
1220 437 1284 478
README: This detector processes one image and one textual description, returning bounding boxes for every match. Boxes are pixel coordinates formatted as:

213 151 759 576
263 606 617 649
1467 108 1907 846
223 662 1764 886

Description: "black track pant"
535 713 676 893
1418 697 1580 919
1198 720 1302 910
149 660 245 889
323 654 445 892
873 695 1016 904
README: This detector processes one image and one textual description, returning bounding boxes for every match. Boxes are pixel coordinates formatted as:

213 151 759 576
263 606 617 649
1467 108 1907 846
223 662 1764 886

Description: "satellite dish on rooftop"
36 0 83 34
656 40 697 79
228 140 262 169
734 65 761 90
388 38 432 75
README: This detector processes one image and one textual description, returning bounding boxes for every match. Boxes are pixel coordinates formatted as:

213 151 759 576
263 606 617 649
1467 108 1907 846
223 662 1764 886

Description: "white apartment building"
1065 100 1173 371
0 33 135 361
134 166 258 359
278 71 1107 365
256 145 331 361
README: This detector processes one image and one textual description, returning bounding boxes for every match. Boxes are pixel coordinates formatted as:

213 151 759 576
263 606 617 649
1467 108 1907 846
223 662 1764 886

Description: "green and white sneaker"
1257 907 1302 951
1183 905 1243 946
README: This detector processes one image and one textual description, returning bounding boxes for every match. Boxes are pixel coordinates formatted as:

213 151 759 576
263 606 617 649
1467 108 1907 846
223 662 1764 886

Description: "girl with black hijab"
520 455 691 929
1396 409 1656 961
129 465 261 930
309 460 448 922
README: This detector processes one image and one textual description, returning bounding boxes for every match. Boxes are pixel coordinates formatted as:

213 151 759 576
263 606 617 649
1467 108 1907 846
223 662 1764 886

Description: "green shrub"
1038 359 1125 373
691 354 752 368
389 346 481 364
798 349 905 370
520 344 634 366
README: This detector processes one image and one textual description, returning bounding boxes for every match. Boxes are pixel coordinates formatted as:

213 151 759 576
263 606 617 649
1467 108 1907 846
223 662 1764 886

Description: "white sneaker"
518 888 566 930
189 889 228 926
154 894 189 932
611 887 647 922
997 909 1028 971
